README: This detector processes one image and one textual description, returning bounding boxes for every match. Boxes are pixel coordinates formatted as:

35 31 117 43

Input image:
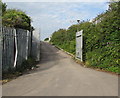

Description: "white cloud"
5 2 109 40
3 0 110 2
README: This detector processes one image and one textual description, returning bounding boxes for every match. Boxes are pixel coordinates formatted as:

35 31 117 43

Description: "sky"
3 1 109 40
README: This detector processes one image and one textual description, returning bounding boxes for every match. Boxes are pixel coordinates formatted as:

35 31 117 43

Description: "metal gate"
76 30 83 61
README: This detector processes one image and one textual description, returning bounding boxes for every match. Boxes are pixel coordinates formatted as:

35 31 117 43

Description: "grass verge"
51 43 119 75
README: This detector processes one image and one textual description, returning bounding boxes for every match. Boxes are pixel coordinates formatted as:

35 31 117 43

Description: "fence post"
0 27 3 77
26 30 29 60
0 3 2 95
13 29 18 68
0 28 2 98
30 30 33 57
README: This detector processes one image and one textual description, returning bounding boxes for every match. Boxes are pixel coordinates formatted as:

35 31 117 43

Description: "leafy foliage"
0 0 7 15
44 38 49 41
16 57 36 72
51 28 76 55
50 1 120 73
2 9 32 30
1 1 33 30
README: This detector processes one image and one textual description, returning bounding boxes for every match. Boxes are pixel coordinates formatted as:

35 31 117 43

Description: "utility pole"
77 19 80 32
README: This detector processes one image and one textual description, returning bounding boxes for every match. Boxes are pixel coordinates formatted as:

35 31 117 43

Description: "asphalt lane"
2 42 118 96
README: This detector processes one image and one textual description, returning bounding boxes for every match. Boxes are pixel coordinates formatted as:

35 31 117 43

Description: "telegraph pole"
77 19 80 32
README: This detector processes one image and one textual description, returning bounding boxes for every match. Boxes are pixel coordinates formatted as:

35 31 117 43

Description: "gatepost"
76 30 83 61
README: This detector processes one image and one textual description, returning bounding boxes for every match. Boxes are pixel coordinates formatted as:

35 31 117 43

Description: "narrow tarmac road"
3 42 118 96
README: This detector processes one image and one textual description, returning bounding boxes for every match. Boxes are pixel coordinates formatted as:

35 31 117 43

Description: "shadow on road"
38 42 67 71
25 42 67 74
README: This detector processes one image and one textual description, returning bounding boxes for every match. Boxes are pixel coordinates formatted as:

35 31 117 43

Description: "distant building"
91 13 105 24
92 17 103 24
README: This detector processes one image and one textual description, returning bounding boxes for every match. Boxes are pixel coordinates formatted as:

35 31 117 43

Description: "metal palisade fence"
0 26 40 72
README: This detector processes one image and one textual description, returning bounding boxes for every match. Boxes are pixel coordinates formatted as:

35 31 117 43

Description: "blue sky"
5 2 109 40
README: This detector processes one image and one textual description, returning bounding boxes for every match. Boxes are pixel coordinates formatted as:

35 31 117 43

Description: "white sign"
76 30 83 61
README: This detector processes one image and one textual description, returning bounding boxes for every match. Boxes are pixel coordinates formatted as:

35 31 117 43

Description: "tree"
0 0 7 15
50 1 120 73
2 2 7 15
44 38 49 41
2 9 32 30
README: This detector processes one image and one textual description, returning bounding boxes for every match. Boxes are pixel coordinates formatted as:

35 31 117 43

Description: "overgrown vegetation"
50 1 120 74
2 57 38 84
0 0 34 31
44 38 49 41
1 1 37 83
16 57 37 72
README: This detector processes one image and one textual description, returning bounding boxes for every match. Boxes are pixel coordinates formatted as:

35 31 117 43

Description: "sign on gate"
76 30 83 61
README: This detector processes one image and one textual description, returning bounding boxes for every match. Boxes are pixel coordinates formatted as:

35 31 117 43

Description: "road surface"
2 42 118 96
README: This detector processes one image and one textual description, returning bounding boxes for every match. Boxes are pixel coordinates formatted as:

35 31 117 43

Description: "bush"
50 1 119 74
44 38 49 41
16 57 36 72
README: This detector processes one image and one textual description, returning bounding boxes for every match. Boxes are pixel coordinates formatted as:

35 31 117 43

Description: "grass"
2 57 39 84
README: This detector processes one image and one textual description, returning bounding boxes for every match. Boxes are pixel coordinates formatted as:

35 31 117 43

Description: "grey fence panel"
16 29 28 68
28 31 32 56
0 27 2 73
16 29 22 67
2 27 15 71
1 27 40 72
25 31 29 60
